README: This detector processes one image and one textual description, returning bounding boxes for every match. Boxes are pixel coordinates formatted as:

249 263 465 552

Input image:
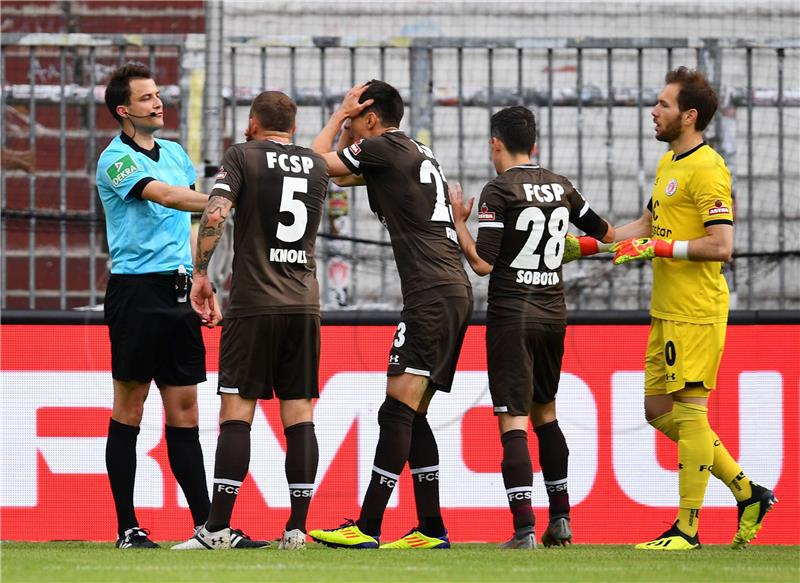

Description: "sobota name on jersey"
265 151 315 174
270 248 308 264
516 270 560 286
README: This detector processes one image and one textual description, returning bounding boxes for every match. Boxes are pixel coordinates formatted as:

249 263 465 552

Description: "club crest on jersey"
665 178 678 196
216 166 227 180
478 203 496 221
708 199 730 216
349 139 363 155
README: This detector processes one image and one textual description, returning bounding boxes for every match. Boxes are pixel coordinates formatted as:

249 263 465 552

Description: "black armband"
574 207 609 241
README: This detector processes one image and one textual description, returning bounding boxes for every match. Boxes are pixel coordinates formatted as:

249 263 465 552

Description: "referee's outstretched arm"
141 180 208 212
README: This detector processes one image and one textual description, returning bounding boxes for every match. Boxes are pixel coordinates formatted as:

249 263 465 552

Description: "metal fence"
2 34 798 311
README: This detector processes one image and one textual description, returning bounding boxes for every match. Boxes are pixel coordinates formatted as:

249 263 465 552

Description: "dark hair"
358 80 404 127
250 91 297 132
104 62 152 124
664 67 718 131
490 106 536 155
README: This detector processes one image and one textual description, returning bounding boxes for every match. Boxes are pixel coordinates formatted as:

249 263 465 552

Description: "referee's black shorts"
487 320 566 415
104 273 206 388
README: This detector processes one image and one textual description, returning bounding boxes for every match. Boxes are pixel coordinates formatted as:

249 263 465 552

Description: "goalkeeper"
568 67 776 550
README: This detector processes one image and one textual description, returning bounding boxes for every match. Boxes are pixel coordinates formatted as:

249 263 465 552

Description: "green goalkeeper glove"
562 234 614 264
612 237 688 265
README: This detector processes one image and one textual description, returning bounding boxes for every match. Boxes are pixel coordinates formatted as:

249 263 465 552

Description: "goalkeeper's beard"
655 117 682 143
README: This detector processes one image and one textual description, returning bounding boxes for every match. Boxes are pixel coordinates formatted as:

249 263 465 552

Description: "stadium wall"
1 321 797 544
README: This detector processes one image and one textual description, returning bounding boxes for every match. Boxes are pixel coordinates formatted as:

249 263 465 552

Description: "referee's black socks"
165 424 211 527
106 419 140 536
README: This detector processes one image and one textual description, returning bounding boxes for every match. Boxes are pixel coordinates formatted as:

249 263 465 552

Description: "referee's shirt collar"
120 131 161 162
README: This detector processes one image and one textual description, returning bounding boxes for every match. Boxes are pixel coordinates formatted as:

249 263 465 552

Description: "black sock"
409 413 444 537
534 419 570 518
501 429 535 534
206 420 251 531
357 397 416 536
284 421 319 533
165 425 211 527
106 419 140 536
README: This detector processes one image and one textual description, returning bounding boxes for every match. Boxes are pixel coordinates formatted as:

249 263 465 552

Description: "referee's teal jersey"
97 133 197 274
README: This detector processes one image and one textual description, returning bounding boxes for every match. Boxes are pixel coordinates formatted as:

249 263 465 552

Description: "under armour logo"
211 537 224 545
389 354 399 364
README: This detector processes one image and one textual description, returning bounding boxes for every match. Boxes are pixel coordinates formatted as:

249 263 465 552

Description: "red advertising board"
1 324 797 544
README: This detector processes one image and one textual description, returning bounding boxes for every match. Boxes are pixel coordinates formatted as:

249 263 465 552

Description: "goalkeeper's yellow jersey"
647 142 733 324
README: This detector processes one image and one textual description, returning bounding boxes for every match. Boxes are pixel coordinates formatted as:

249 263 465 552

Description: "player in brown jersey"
451 106 614 549
174 91 331 551
307 81 472 549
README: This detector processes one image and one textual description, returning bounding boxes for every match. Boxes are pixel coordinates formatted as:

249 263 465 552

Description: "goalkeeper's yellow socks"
673 402 713 535
650 409 753 502
649 411 679 441
676 507 701 537
709 431 753 502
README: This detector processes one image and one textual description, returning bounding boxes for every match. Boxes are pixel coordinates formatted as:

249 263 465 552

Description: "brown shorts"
487 321 566 415
387 290 473 392
218 313 320 400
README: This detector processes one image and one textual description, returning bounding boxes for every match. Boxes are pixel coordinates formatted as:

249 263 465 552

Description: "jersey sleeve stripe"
212 183 231 192
342 147 360 169
578 201 590 217
703 218 733 227
478 221 504 229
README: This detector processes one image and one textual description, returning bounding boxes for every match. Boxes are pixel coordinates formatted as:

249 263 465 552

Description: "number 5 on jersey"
277 177 308 243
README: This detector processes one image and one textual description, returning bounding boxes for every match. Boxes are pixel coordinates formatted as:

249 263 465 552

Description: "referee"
97 63 217 549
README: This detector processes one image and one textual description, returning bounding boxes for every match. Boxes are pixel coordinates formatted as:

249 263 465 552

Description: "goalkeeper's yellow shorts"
644 318 727 396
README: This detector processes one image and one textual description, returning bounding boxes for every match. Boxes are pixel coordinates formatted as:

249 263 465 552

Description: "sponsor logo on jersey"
478 203 496 221
216 166 227 180
665 178 678 196
349 140 363 155
106 154 140 187
708 200 730 216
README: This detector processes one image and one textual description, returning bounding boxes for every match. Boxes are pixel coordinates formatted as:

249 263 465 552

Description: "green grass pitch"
2 542 799 583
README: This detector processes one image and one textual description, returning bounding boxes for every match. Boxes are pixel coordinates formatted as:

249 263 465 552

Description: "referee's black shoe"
116 527 160 549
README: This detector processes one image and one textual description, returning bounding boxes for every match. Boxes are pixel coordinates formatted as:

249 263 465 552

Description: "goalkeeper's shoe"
231 527 269 549
541 515 573 547
309 519 379 549
115 527 159 549
562 235 613 264
278 528 307 550
499 530 537 549
172 525 231 550
635 523 701 551
731 483 777 549
380 528 451 549
612 238 675 265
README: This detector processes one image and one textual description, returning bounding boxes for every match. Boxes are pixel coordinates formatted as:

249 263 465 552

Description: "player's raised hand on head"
338 83 374 119
448 182 474 224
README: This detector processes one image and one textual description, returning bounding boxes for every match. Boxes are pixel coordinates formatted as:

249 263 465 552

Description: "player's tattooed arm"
194 195 232 276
